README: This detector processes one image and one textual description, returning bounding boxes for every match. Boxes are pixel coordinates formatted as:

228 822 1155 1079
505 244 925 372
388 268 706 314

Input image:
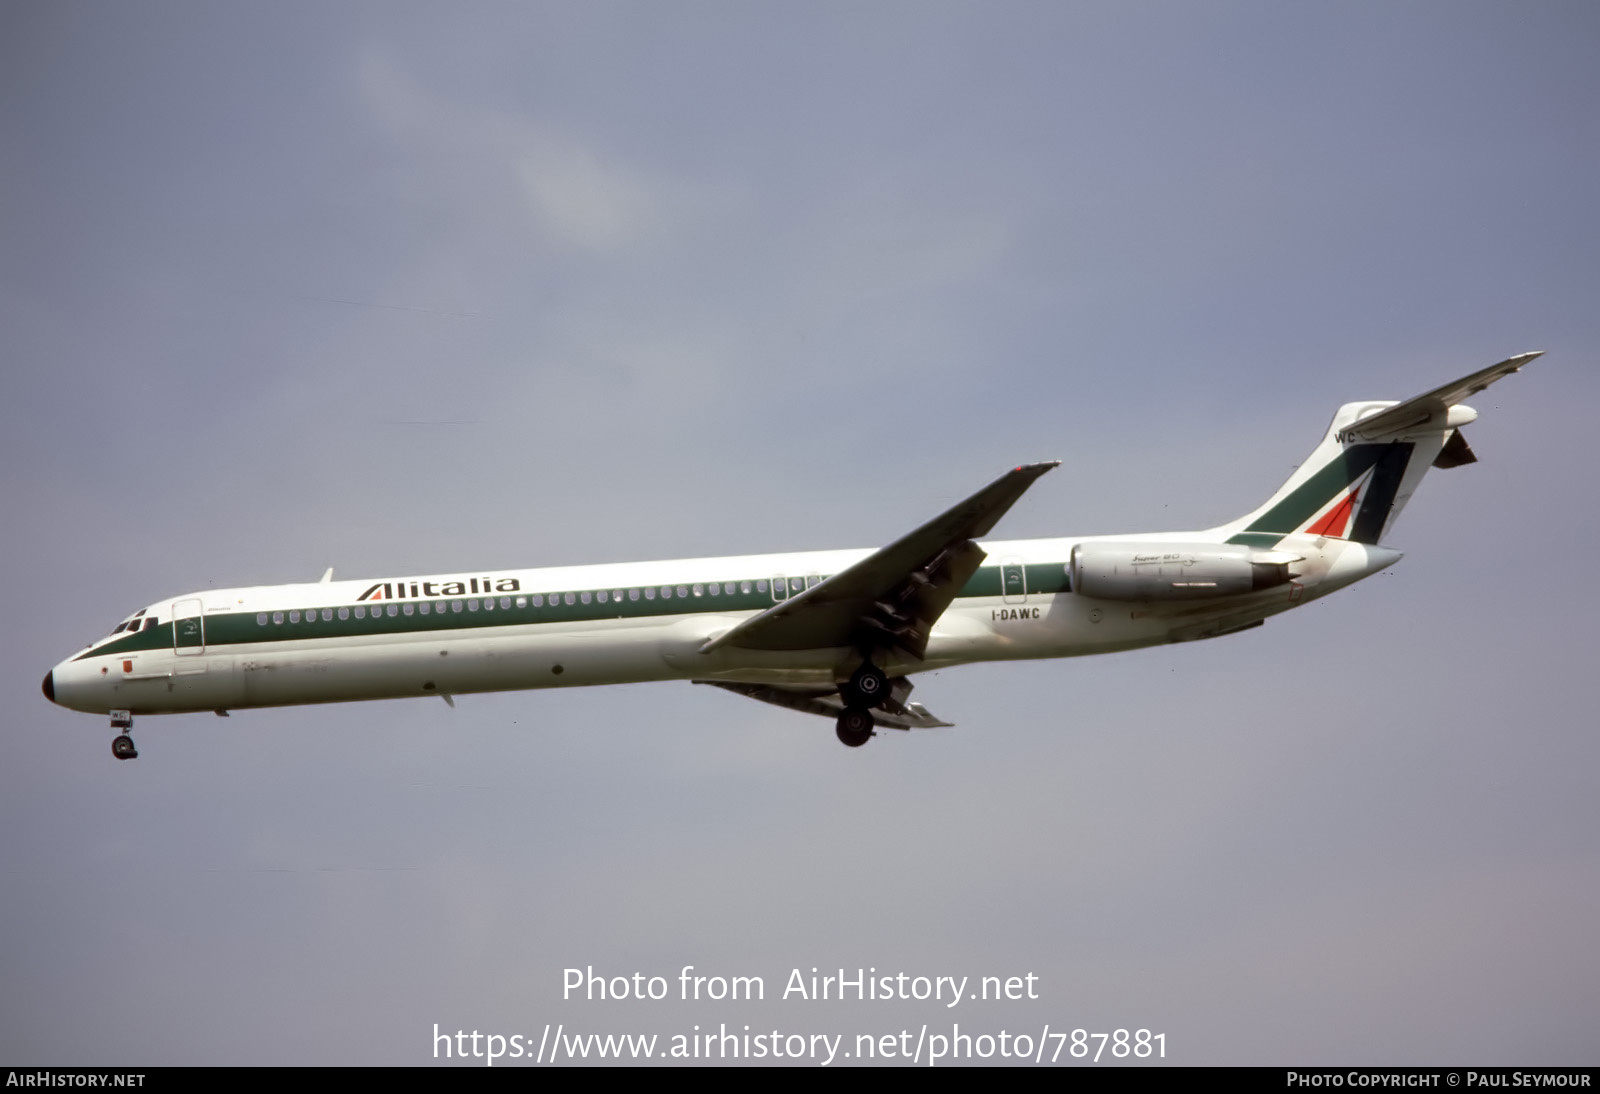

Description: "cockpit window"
109 609 152 638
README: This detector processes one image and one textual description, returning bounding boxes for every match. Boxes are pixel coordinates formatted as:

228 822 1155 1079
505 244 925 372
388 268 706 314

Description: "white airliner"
44 354 1538 758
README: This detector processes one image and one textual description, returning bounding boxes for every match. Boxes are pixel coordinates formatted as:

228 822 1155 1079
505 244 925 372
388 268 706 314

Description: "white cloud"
514 140 652 253
357 49 661 254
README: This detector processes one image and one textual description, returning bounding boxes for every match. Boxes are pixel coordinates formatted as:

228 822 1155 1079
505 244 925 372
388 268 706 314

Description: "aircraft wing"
701 462 1059 658
1346 351 1541 439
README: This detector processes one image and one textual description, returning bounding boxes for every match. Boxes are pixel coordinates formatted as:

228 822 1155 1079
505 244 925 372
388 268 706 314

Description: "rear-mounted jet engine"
1069 542 1300 601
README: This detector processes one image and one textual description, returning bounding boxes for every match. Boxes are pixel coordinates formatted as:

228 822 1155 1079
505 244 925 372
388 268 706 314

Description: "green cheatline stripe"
76 560 1074 658
1225 532 1287 548
1225 444 1388 547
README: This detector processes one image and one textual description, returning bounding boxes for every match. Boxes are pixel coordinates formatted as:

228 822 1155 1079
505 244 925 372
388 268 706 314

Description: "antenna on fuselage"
319 567 334 583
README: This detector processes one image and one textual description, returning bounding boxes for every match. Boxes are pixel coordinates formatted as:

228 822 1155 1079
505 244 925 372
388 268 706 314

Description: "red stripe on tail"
1307 489 1360 538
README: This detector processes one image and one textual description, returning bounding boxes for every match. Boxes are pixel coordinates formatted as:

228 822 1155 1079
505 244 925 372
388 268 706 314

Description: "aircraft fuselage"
44 532 1396 719
42 352 1537 755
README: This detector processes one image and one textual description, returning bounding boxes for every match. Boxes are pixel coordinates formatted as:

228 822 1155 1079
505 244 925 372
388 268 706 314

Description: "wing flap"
694 680 954 730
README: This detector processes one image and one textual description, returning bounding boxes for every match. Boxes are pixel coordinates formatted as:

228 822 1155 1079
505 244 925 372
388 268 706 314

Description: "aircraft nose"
42 670 57 705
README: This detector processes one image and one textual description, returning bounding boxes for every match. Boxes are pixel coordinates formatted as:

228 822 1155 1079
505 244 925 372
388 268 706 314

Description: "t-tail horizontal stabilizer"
1341 351 1541 440
1222 352 1540 548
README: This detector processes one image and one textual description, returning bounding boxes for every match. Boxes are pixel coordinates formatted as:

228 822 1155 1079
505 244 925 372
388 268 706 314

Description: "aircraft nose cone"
42 670 56 705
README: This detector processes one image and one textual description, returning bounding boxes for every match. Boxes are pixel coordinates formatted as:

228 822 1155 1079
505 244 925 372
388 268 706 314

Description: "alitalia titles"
358 576 522 602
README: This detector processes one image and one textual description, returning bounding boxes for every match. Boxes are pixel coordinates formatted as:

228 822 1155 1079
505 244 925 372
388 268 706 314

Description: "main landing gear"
834 661 890 748
835 707 874 748
110 710 138 761
841 662 889 710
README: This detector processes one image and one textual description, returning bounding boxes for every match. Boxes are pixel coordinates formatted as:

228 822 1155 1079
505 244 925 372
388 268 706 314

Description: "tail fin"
1217 352 1540 548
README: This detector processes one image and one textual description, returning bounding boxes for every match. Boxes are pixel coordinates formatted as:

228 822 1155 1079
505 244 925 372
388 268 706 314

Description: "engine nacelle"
1070 542 1297 601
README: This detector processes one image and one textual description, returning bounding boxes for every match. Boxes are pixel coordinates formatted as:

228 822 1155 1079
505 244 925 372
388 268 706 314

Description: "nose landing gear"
110 710 138 761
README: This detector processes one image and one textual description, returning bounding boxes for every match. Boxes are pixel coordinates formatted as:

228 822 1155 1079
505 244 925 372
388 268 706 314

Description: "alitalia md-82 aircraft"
44 353 1537 759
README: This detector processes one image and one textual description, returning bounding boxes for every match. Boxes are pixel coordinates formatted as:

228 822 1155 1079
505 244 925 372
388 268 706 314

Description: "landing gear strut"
110 710 138 761
842 662 889 710
834 659 891 748
835 707 874 748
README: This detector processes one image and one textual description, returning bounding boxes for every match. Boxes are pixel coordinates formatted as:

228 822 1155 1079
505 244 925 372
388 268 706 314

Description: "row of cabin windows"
250 577 825 627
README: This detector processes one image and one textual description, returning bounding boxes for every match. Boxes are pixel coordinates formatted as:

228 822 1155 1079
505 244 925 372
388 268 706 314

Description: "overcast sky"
4 1 1597 1066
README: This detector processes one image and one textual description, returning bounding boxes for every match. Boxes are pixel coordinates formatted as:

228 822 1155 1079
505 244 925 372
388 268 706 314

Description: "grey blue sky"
4 1 1597 1065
